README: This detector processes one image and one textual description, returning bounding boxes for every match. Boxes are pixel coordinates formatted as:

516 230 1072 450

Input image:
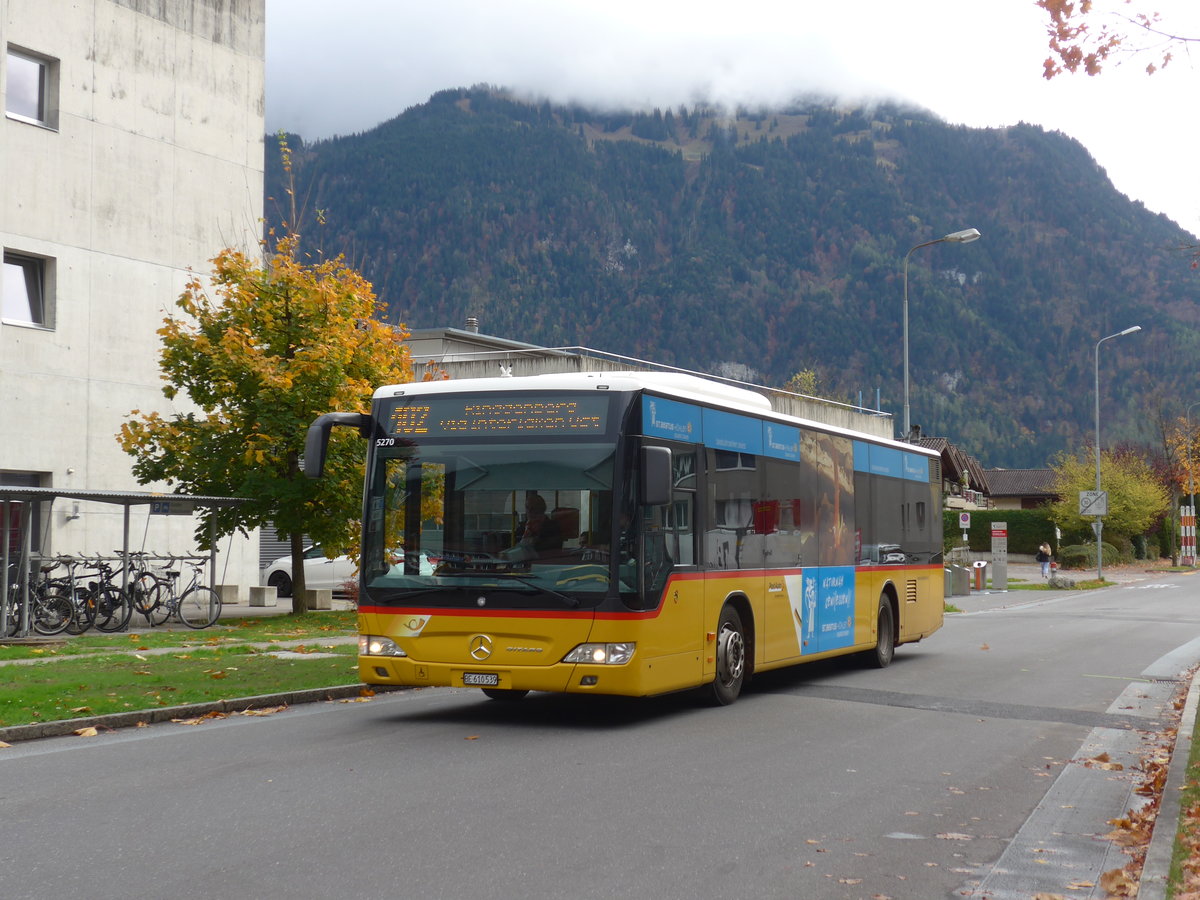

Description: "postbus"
304 371 943 705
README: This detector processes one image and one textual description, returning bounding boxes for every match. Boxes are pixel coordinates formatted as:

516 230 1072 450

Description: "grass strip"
0 641 360 728
1167 693 1200 895
0 611 358 662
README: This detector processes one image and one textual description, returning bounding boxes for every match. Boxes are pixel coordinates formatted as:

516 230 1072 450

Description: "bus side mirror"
303 412 371 478
640 446 672 507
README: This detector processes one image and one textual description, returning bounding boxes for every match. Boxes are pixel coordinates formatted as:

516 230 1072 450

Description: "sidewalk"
955 560 1199 898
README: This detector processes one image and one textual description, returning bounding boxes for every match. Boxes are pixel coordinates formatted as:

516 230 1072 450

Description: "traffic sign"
1079 490 1108 516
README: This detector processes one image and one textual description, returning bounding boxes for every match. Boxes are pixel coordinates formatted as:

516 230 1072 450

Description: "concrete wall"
1 0 265 580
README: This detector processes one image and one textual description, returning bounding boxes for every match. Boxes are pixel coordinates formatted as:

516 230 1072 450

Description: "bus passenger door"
703 448 765 671
631 443 702 689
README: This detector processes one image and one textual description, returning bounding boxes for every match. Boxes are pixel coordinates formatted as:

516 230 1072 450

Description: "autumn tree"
783 368 822 396
1045 445 1170 554
1164 412 1200 492
1037 0 1197 78
118 234 415 614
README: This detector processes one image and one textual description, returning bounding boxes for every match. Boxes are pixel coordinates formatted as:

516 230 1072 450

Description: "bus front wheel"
869 595 895 669
708 604 746 706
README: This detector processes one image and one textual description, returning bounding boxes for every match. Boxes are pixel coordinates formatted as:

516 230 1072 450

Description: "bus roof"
373 371 936 457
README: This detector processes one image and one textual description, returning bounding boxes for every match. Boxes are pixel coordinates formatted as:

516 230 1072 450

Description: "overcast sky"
265 0 1200 237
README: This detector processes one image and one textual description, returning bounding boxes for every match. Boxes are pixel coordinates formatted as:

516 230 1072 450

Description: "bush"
1058 542 1124 570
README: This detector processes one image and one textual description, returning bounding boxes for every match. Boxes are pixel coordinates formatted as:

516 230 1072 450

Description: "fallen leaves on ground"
1083 751 1124 772
1088 670 1192 899
172 710 229 725
240 705 288 717
1099 867 1138 896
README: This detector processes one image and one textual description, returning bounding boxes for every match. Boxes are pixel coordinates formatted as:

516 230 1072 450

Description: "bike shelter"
0 486 245 637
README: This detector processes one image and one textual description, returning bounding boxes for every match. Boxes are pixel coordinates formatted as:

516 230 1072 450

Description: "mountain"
266 87 1198 468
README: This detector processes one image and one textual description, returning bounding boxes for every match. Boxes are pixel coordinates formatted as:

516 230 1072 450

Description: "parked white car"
262 545 357 598
262 546 437 597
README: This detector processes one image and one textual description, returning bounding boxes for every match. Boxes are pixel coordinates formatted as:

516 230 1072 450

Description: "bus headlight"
562 642 635 665
359 635 406 657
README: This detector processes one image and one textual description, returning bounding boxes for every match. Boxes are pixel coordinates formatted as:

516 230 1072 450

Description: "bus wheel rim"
718 624 744 685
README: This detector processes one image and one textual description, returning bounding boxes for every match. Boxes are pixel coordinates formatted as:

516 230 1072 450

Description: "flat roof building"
2 1 265 582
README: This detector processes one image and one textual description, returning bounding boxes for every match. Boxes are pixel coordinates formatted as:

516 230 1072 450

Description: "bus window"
706 448 762 570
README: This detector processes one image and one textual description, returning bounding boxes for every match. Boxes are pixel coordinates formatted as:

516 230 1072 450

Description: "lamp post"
1093 325 1142 580
902 227 981 440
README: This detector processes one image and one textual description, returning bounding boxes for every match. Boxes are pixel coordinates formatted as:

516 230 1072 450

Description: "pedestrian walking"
1036 542 1052 578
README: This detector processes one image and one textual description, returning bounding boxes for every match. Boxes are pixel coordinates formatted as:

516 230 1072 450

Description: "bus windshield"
362 440 619 607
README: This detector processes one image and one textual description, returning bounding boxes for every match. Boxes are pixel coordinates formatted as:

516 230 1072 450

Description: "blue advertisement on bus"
802 566 855 655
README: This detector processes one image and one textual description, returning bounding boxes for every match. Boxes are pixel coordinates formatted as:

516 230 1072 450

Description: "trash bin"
972 560 988 590
950 564 969 596
944 567 953 597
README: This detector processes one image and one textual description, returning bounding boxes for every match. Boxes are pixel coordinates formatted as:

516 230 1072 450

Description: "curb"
1139 667 1200 898
0 683 407 744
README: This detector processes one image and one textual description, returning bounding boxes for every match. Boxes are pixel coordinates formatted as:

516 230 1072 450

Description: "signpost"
990 522 1007 590
1080 490 1108 577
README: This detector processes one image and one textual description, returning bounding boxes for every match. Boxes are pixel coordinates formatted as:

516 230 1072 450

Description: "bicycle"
111 550 168 626
3 558 75 637
144 556 221 628
67 555 133 633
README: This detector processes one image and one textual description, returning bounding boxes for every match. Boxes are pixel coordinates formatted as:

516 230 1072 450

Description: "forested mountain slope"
267 88 1197 467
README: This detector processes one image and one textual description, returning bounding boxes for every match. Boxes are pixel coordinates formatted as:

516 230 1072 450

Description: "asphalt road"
3 570 1198 900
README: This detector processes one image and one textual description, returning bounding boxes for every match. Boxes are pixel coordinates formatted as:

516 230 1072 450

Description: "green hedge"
1058 542 1124 569
942 508 1056 556
941 507 1162 562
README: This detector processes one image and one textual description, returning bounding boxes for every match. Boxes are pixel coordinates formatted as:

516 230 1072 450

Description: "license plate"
463 672 499 686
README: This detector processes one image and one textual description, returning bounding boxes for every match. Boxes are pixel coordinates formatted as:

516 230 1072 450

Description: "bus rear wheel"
868 595 895 669
707 604 746 706
481 688 529 701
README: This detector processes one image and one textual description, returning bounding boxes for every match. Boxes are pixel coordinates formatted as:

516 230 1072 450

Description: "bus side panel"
898 564 944 643
853 567 886 650
589 574 706 695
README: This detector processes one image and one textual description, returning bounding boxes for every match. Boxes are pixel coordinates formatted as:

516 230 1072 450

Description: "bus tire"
481 688 529 701
868 594 895 669
707 604 746 706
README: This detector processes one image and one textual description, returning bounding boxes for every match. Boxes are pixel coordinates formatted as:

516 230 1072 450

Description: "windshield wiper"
499 574 581 608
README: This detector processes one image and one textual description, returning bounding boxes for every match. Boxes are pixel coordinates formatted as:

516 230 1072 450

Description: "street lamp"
902 228 981 440
1093 325 1142 580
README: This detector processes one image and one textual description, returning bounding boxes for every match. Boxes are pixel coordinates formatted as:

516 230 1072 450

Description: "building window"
5 47 57 128
2 251 52 327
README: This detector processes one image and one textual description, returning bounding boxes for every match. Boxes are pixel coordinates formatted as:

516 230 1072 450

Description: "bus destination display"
387 396 608 438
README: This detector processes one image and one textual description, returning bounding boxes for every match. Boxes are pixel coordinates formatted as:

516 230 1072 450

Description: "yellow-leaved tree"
1046 445 1169 555
118 232 415 614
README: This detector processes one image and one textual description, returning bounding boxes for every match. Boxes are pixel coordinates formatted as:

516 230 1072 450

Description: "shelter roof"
0 486 245 507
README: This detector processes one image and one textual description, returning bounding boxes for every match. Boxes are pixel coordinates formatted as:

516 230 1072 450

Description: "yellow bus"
305 371 943 705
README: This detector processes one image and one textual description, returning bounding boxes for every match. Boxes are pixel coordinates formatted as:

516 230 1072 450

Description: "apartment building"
1 0 265 583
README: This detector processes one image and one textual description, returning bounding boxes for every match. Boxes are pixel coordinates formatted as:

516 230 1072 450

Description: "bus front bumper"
359 656 653 696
